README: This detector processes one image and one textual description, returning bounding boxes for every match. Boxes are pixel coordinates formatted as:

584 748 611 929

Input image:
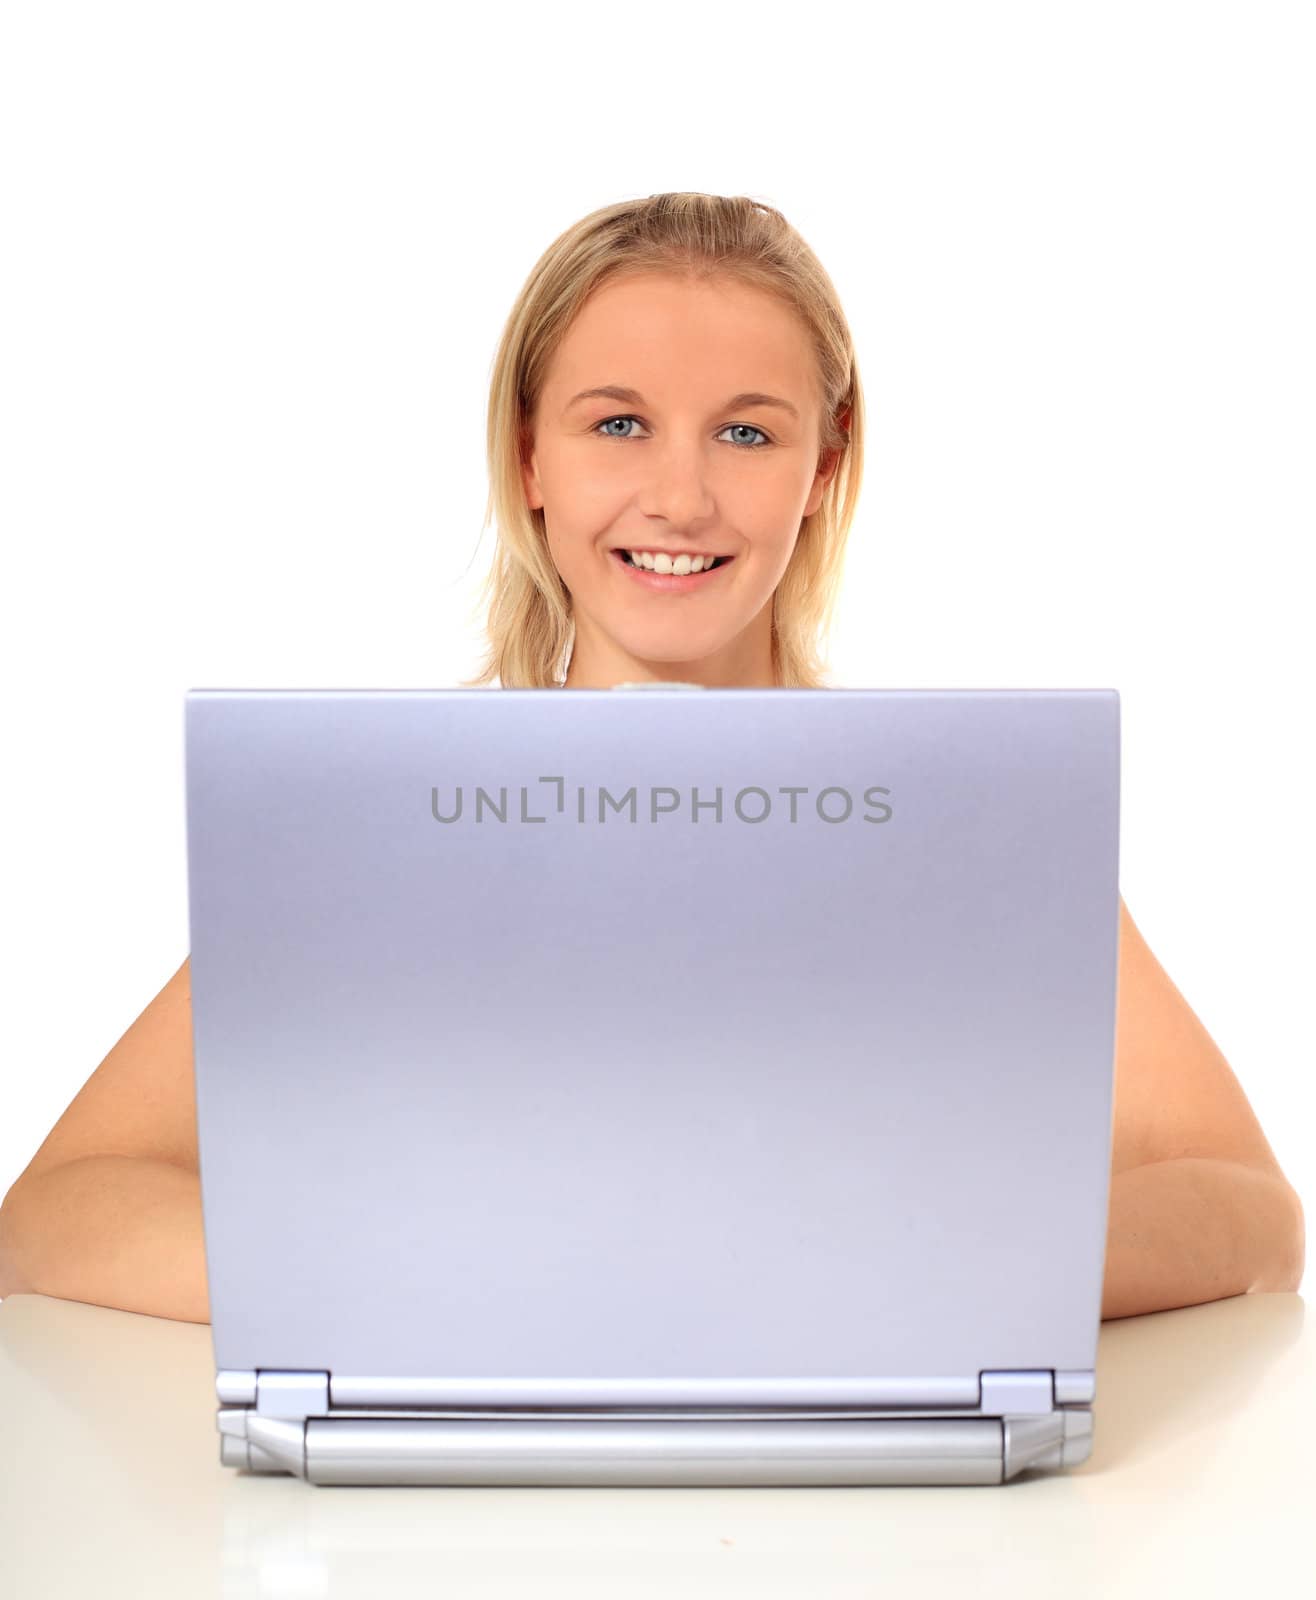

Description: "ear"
802 407 851 518
520 426 544 513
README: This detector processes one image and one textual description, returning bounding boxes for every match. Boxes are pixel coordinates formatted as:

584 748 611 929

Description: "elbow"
0 1183 39 1299
1256 1179 1306 1294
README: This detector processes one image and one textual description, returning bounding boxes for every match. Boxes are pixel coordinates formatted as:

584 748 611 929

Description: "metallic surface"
216 1403 1095 1485
214 1363 1092 1485
213 1405 1095 1485
185 688 1119 1436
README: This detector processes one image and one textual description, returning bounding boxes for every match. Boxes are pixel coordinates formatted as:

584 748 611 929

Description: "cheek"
736 463 808 527
543 452 627 532
738 496 805 564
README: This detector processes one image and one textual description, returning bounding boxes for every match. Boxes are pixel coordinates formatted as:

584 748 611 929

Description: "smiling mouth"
610 548 735 589
611 550 733 573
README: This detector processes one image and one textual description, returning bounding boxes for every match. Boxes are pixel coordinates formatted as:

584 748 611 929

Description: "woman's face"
522 271 838 688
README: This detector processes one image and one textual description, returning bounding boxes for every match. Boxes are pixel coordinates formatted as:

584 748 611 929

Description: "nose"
635 436 718 532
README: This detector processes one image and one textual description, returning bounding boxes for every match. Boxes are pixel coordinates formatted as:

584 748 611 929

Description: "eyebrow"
564 385 800 422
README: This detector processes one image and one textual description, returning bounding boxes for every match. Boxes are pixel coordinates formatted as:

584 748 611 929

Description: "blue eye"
720 423 771 449
594 415 771 449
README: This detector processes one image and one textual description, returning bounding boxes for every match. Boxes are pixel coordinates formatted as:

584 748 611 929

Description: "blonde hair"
460 192 866 689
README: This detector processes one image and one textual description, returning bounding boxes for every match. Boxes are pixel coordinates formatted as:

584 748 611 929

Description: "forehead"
547 272 816 402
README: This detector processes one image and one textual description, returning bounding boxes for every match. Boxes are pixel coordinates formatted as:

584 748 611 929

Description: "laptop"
183 685 1121 1486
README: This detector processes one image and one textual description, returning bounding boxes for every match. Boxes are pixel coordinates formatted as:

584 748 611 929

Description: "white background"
1 2 1311 1264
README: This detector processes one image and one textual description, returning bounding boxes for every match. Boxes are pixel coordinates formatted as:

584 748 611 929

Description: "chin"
612 622 735 661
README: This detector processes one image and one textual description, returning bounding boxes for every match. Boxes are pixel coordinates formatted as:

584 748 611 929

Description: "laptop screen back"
185 688 1120 1390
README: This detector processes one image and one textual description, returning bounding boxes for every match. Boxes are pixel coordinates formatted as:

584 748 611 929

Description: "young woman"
0 193 1303 1324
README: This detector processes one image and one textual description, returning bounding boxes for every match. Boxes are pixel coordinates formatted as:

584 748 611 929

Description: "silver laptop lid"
185 688 1120 1406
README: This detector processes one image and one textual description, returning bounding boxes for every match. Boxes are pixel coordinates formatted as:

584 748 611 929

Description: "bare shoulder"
1109 896 1292 1185
8 955 198 1193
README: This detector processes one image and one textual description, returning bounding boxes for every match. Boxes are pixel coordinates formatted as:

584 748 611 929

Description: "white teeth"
625 550 719 574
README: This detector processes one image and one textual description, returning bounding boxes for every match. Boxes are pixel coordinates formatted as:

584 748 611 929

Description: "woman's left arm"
1102 897 1306 1319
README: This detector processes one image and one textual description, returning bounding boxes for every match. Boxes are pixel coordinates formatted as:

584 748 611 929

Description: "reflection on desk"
0 1290 1309 1599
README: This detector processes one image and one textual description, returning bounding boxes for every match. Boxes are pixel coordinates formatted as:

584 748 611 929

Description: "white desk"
0 1290 1310 1597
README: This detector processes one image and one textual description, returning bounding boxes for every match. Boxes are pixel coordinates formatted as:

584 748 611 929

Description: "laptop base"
215 1368 1095 1486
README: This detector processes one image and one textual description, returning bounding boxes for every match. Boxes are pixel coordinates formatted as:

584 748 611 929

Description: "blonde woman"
0 193 1303 1324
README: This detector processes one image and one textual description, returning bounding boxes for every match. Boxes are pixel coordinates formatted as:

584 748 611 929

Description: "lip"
610 549 734 592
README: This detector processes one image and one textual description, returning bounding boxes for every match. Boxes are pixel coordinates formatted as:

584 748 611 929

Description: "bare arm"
0 1154 210 1323
0 955 209 1321
1101 1155 1306 1321
1104 897 1306 1313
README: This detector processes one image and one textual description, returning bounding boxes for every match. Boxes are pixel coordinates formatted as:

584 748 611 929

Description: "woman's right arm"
0 957 211 1323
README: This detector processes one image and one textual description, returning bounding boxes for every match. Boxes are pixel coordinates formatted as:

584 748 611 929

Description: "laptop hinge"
255 1369 330 1419
215 1367 1095 1483
216 1409 1095 1485
979 1369 1054 1414
216 1367 1096 1418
